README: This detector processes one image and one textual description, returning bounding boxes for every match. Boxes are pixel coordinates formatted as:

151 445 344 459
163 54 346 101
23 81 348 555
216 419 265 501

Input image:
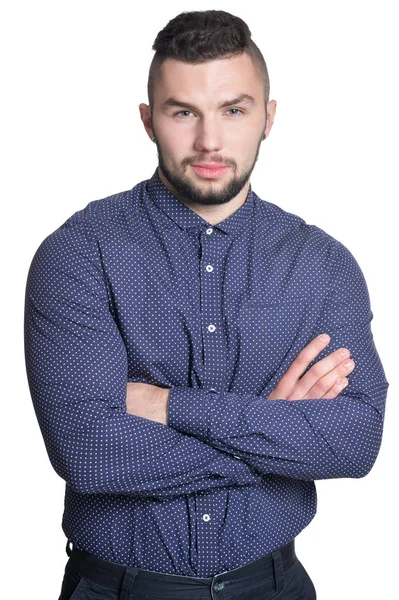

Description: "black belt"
65 538 296 599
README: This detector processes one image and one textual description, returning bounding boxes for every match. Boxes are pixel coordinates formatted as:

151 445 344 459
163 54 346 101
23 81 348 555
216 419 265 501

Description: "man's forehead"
156 55 263 100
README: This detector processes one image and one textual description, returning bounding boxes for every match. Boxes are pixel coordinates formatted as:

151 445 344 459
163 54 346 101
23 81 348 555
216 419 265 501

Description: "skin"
139 53 276 225
127 54 355 424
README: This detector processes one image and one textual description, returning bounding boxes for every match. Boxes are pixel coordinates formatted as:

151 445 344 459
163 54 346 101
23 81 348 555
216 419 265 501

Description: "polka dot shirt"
24 168 388 577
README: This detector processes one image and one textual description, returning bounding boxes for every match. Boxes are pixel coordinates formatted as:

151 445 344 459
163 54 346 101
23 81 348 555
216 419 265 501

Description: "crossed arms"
126 333 355 424
24 221 388 498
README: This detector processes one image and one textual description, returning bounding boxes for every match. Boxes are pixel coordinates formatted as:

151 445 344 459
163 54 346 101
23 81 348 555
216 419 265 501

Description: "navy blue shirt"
24 169 388 577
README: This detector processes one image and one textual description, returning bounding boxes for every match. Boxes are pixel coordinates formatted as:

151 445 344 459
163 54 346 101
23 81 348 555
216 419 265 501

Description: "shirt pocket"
238 295 309 380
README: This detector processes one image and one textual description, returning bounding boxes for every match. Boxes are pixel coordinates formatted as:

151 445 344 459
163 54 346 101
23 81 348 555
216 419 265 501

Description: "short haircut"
147 10 270 109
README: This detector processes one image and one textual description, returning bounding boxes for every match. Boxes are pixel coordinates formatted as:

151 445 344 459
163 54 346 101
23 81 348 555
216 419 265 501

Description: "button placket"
196 229 229 576
197 492 223 576
199 227 228 389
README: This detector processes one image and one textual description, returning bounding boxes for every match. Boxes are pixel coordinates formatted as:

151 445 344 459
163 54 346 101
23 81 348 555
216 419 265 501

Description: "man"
24 9 388 600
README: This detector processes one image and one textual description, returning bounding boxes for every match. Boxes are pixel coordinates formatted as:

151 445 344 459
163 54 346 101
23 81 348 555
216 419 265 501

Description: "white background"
1 1 397 598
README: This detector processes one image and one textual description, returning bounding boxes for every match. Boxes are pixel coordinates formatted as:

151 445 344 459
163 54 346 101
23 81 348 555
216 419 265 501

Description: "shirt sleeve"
167 240 389 481
24 219 263 499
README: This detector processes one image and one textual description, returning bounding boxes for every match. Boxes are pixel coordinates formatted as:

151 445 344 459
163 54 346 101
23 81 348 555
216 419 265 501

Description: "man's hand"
125 335 353 417
268 334 355 400
126 382 170 425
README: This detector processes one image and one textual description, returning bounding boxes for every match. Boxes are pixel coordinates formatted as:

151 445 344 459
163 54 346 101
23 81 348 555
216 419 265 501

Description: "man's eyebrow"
162 94 257 111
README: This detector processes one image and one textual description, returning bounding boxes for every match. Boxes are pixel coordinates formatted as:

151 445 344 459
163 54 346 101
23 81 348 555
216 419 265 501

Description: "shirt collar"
146 168 254 237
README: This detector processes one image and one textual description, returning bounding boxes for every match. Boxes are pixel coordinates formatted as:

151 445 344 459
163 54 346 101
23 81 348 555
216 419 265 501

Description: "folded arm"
24 220 263 499
167 241 389 481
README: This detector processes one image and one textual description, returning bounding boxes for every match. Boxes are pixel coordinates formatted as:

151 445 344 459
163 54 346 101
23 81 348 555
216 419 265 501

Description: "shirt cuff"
167 386 219 441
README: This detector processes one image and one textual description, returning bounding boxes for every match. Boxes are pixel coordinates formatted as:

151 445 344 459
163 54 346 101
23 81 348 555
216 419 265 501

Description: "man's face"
141 53 275 206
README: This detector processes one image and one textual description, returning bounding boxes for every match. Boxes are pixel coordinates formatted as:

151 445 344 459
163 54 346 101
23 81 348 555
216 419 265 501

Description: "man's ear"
139 103 154 142
264 99 277 140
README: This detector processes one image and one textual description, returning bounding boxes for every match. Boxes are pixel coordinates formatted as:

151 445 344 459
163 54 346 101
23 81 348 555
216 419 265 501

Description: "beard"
152 130 265 206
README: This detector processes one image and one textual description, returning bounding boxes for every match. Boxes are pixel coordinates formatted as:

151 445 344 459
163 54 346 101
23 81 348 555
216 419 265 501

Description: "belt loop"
65 539 73 557
271 548 284 594
119 566 138 600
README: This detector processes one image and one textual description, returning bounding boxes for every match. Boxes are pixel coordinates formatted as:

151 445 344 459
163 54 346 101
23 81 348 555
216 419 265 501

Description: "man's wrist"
160 387 171 426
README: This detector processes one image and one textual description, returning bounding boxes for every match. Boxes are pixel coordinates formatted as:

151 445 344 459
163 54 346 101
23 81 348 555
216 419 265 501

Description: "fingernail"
343 359 354 368
339 348 350 357
338 377 348 389
318 334 329 342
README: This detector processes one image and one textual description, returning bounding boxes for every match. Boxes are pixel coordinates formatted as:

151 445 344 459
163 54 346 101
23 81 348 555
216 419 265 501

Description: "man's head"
139 10 276 206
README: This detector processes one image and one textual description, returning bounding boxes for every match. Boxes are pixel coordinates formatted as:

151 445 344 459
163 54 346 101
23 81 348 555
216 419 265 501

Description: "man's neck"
157 167 250 226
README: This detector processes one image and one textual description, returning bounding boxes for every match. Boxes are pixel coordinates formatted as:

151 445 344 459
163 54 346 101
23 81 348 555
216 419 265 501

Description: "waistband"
65 538 296 598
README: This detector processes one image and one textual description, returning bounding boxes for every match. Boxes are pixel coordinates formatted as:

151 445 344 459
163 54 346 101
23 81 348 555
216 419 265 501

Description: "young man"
24 10 388 600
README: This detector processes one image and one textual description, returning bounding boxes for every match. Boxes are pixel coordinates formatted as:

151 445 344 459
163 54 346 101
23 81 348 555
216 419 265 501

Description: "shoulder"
252 190 338 253
31 177 148 261
251 190 364 283
62 178 147 226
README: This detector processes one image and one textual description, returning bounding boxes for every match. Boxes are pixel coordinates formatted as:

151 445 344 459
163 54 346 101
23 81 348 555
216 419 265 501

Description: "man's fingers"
288 334 332 380
287 351 354 400
298 359 354 400
320 377 349 399
268 334 331 399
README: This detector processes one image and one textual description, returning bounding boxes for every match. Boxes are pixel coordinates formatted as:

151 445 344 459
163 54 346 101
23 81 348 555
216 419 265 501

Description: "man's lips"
190 164 229 179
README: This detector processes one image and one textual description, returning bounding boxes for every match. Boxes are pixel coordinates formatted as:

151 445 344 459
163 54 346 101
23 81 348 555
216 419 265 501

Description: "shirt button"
202 514 211 522
208 324 216 332
206 228 213 235
214 582 225 591
206 265 214 272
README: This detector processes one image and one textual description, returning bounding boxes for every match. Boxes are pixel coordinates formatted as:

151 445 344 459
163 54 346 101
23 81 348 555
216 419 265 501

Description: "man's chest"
100 227 329 394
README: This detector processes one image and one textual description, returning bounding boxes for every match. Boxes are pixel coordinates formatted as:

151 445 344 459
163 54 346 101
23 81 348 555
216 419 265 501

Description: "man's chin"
158 163 246 206
180 181 237 206
186 176 226 193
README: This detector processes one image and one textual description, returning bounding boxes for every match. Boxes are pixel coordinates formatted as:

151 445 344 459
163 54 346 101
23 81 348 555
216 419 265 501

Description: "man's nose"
193 116 223 153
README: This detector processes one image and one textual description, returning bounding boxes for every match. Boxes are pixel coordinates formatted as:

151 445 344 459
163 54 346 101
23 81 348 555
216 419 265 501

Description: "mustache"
182 156 237 169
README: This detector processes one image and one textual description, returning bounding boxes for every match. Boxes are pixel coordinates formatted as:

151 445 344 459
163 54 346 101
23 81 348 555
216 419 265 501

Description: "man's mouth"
190 163 229 179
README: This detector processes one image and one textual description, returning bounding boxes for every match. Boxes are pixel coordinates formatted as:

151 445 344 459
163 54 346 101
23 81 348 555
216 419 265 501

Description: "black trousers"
58 538 317 599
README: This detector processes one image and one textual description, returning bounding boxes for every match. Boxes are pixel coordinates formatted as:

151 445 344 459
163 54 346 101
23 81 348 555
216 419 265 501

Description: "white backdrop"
1 1 397 598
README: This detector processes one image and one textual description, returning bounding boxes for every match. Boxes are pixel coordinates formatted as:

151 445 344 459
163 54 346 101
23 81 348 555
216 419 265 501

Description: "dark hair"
147 10 269 109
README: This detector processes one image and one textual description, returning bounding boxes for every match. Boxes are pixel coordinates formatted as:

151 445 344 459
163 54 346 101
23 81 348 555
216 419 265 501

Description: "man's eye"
226 108 243 116
176 110 194 118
